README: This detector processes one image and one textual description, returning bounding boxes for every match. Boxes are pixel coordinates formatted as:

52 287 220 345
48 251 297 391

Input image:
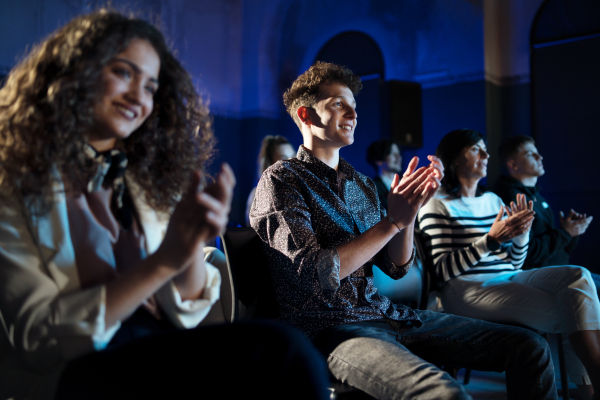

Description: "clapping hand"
560 209 593 237
488 193 534 243
158 163 236 272
387 155 444 229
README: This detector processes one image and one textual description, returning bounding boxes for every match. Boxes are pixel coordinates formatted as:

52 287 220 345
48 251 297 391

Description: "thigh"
442 273 564 333
510 265 594 295
315 320 469 400
400 310 549 372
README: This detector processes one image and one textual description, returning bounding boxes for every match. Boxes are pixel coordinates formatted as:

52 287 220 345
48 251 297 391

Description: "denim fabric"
314 310 557 400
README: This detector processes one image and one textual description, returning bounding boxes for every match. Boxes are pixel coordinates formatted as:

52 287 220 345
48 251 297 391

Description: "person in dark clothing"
494 135 594 270
366 139 402 210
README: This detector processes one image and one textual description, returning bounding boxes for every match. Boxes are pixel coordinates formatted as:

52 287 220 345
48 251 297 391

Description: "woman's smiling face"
90 38 160 151
455 139 489 182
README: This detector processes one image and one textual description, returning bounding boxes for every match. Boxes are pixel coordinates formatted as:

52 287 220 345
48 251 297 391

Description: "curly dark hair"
0 9 214 215
283 61 362 128
436 129 485 199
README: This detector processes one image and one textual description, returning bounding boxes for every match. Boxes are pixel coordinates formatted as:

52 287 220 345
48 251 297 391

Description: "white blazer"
0 175 221 400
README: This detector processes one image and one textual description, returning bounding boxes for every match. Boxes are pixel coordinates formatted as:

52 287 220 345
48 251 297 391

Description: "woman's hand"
488 193 534 244
157 163 236 273
387 156 444 230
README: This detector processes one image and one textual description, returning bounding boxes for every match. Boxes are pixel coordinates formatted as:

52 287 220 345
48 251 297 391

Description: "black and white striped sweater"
417 191 529 282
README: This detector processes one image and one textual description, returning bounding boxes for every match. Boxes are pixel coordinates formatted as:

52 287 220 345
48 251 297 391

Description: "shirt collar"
296 145 355 181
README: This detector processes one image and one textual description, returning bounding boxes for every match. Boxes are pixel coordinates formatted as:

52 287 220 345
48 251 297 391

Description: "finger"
390 173 400 190
559 211 564 223
219 163 237 191
517 194 526 211
400 167 433 195
427 155 444 179
403 157 420 177
528 200 534 212
421 182 440 207
495 206 504 222
197 192 228 215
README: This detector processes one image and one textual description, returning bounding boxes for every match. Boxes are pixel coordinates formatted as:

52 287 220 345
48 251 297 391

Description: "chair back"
220 227 279 321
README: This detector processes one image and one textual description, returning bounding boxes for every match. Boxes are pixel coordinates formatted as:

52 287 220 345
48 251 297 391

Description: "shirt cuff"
474 234 491 255
316 247 341 293
155 262 221 329
380 245 416 279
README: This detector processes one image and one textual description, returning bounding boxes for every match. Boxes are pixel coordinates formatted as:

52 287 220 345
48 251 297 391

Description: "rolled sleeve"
375 245 416 280
155 262 221 329
316 247 341 293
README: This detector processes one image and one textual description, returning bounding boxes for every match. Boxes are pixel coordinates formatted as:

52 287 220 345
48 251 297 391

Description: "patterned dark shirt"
250 146 421 338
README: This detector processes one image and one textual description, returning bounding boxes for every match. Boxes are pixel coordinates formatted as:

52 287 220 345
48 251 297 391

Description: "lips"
115 103 137 120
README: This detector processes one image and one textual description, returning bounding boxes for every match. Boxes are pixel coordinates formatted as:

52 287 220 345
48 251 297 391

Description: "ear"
507 159 518 172
297 106 311 125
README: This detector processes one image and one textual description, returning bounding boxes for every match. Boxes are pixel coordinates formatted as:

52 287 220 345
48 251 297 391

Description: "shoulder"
419 193 450 218
481 191 503 205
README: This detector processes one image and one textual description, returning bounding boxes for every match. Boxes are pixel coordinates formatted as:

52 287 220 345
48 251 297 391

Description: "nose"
535 153 543 161
125 79 144 105
481 149 489 159
345 106 357 120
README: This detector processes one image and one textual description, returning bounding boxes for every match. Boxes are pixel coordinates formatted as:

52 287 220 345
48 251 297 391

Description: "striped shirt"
417 191 529 282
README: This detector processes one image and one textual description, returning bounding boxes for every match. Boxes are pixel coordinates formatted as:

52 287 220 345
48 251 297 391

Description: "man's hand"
488 193 535 244
386 156 443 230
560 209 593 237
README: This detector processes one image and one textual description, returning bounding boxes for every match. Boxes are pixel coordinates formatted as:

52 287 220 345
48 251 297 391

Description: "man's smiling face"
307 83 357 149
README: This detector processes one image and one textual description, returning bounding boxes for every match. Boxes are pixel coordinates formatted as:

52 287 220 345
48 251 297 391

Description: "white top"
0 175 220 400
417 191 529 282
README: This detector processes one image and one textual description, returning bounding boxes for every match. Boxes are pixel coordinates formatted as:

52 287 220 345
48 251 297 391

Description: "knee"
564 265 596 293
518 329 553 365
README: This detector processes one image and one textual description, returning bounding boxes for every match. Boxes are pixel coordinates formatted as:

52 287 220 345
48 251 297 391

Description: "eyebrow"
331 95 357 108
112 57 159 85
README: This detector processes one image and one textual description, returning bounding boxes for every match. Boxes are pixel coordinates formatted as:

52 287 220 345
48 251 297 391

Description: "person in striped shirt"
418 128 600 400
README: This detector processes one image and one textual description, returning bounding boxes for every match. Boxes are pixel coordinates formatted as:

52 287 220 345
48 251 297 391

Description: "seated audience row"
250 62 563 400
2 7 597 400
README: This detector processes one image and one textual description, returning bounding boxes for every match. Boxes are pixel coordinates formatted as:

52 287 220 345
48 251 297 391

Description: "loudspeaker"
383 80 423 148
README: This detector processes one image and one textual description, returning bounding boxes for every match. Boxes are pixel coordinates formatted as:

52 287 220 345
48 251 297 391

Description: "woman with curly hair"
0 9 328 400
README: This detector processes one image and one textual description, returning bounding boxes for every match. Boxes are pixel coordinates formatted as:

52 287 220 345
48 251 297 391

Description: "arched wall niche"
313 31 386 176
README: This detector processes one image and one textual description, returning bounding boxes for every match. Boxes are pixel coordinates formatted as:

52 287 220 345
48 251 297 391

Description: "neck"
511 173 538 187
302 137 340 170
458 176 481 197
379 169 396 181
89 138 117 152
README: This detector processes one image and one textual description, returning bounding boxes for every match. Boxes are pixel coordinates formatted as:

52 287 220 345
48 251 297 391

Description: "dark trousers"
55 310 330 400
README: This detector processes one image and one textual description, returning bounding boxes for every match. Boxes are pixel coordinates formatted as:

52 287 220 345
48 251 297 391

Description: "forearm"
172 246 208 301
337 219 399 279
387 220 415 266
105 251 178 327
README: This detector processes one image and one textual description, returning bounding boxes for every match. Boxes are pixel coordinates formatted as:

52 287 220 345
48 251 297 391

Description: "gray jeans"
313 310 557 400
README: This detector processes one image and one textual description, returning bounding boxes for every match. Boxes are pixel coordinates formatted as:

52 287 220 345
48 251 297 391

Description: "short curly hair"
498 135 535 166
283 61 362 129
0 9 214 215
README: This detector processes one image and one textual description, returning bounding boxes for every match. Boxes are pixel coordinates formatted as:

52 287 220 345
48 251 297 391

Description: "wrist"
385 216 402 234
486 234 500 251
